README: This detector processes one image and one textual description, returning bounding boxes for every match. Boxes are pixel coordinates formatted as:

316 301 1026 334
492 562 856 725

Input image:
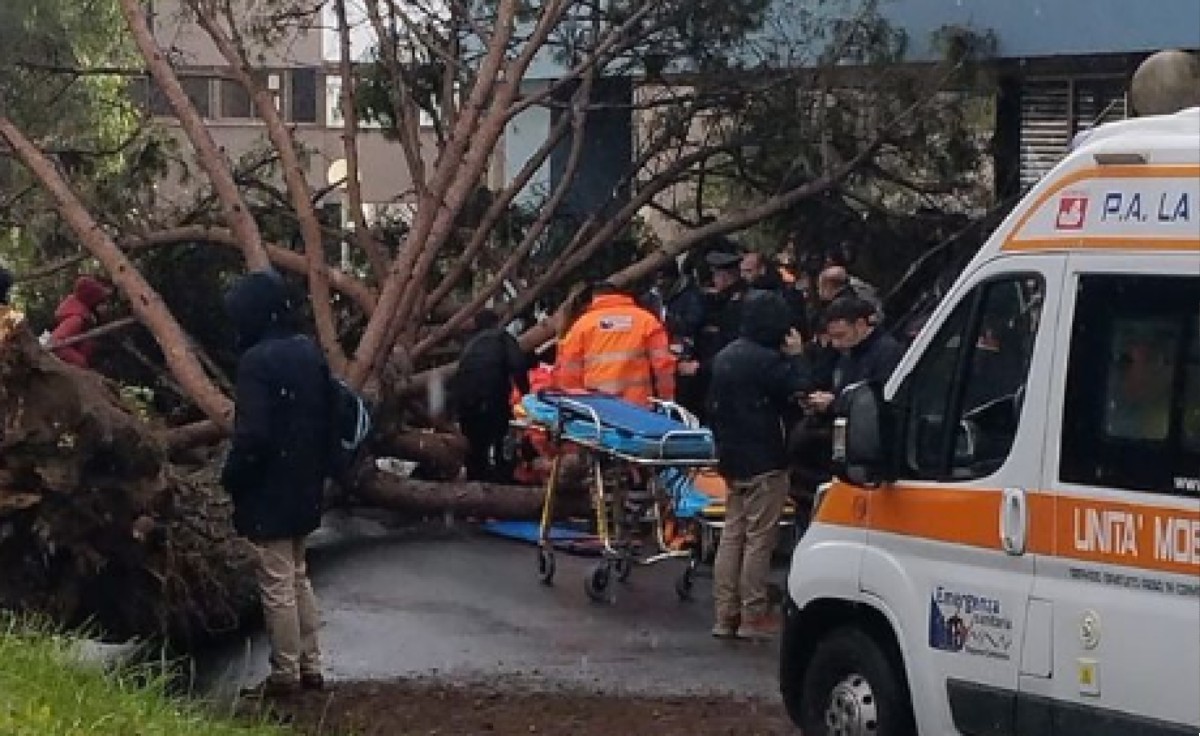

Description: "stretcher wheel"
584 563 613 603
537 548 556 585
614 556 633 583
675 568 694 601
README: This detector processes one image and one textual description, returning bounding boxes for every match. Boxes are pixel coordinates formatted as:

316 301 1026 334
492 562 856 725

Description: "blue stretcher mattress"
520 391 716 460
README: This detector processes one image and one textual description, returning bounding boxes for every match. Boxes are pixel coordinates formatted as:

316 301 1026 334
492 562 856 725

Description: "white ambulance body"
780 106 1200 736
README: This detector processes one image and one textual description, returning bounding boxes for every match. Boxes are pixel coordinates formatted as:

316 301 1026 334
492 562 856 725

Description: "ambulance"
780 106 1200 736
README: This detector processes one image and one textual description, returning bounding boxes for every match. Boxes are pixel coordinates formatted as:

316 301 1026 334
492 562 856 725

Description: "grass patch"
0 617 287 736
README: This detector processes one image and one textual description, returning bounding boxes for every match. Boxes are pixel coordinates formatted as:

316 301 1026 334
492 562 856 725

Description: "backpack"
328 375 372 478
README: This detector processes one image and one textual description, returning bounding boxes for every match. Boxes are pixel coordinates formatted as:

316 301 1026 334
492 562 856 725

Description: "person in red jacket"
51 276 112 368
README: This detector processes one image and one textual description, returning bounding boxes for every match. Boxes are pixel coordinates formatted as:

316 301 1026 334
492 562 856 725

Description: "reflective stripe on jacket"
555 294 676 405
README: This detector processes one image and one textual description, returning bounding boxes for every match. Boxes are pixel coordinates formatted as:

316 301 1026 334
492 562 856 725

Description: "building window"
290 68 318 123
135 76 212 119
180 76 213 118
219 78 254 119
325 74 344 127
1060 274 1200 494
324 74 386 130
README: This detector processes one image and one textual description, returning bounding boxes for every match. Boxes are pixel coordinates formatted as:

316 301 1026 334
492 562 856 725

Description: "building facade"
143 0 433 224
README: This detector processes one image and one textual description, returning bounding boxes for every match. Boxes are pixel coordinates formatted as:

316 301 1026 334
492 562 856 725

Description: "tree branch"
116 0 270 272
334 0 391 284
46 316 140 350
420 103 575 315
190 0 347 374
349 0 520 388
123 226 377 316
363 0 429 197
0 116 233 429
412 70 596 360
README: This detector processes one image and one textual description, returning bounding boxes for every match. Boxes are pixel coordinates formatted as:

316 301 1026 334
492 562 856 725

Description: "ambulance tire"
799 626 915 736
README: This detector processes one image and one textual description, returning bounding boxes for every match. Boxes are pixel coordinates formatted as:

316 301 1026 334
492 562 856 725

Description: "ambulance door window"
1060 274 1200 494
895 275 1045 481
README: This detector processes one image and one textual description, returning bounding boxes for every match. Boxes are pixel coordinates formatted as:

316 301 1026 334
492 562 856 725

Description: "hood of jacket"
740 289 791 348
56 276 111 321
74 276 111 309
224 270 296 351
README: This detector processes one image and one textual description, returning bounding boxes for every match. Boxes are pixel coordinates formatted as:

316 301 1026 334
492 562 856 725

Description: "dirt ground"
247 680 797 735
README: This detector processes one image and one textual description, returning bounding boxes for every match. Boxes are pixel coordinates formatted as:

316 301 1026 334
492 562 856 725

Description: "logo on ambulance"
1056 194 1089 230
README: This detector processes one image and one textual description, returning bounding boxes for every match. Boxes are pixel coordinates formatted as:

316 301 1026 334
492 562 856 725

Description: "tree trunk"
352 467 589 520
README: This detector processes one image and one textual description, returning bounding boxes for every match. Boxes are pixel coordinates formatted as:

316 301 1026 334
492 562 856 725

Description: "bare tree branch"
190 0 347 373
0 116 233 428
116 0 270 272
420 105 576 314
334 0 391 284
412 69 596 359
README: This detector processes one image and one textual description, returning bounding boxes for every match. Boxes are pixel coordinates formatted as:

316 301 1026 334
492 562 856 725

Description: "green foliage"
0 616 286 736
0 0 150 319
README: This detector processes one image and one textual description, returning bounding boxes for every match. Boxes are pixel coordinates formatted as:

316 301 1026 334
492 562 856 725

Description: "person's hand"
783 328 805 356
677 360 700 377
804 391 836 413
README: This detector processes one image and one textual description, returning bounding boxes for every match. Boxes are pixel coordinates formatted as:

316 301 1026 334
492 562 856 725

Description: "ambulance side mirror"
831 381 892 487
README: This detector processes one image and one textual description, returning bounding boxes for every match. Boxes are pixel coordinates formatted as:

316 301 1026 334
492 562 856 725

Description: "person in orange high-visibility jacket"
555 283 676 406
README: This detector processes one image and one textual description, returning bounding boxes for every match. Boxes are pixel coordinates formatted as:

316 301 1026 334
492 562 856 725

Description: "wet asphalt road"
196 513 784 700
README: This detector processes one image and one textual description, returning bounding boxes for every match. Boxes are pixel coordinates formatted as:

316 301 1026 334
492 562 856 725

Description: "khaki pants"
253 538 321 683
713 470 789 623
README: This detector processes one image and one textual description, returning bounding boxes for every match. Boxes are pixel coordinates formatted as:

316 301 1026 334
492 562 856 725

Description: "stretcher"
659 467 802 600
515 390 718 603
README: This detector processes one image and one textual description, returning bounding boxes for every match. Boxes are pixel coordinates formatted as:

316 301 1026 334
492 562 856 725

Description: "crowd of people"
450 238 905 640
1 237 906 688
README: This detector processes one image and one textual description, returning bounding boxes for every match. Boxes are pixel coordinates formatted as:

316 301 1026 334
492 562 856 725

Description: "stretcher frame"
516 393 717 603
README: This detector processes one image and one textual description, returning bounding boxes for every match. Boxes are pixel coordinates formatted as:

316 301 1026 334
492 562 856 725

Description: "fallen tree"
0 0 992 641
0 306 587 642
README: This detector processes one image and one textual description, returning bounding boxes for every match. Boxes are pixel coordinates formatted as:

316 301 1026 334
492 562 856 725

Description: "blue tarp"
481 520 604 555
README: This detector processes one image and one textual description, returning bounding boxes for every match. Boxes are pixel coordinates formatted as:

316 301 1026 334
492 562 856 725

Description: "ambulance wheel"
799 626 915 736
675 569 694 601
614 556 633 583
537 548 556 585
584 563 612 603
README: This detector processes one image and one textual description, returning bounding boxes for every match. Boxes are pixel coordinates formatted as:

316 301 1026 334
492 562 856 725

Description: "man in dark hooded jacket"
452 308 530 482
707 290 811 640
221 269 329 696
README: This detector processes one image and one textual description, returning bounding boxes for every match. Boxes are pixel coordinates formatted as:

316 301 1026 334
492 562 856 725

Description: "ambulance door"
1031 257 1200 735
862 255 1064 735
